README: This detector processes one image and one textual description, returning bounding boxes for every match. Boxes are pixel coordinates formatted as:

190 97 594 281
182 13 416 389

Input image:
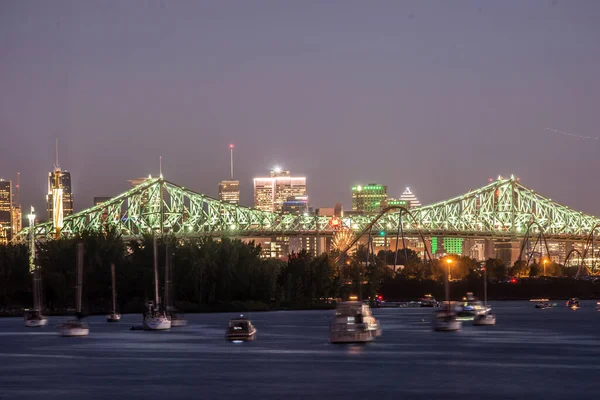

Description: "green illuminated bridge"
16 176 600 242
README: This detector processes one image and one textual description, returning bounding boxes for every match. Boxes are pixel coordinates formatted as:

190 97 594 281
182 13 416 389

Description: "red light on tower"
229 144 234 149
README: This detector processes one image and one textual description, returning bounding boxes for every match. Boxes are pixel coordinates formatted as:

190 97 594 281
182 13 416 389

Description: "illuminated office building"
46 170 74 221
352 184 387 212
254 168 306 212
219 180 240 204
0 179 13 243
399 187 421 209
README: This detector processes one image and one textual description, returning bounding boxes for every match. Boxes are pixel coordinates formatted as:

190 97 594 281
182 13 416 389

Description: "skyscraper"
0 179 13 244
352 183 387 213
46 169 74 221
218 144 240 204
253 168 306 212
11 172 21 234
399 187 421 208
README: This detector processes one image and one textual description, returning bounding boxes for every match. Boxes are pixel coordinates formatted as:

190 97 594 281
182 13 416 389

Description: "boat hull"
106 313 121 322
24 318 48 328
60 327 90 337
143 317 171 330
226 330 257 341
473 314 496 326
433 320 462 331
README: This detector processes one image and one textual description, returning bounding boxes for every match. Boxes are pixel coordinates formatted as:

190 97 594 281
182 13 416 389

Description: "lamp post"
543 259 548 276
27 207 35 273
445 258 453 311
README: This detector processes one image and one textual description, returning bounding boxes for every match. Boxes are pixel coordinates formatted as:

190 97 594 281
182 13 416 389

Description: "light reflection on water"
0 301 599 400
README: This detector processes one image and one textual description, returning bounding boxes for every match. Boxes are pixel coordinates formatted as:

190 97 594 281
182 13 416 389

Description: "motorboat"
106 263 121 322
106 312 121 322
226 316 257 341
596 302 600 311
419 294 438 307
329 301 381 343
533 299 556 309
141 238 172 331
455 292 487 320
473 267 496 326
58 317 89 337
566 298 580 310
433 309 462 331
24 309 48 328
58 243 89 337
143 302 171 330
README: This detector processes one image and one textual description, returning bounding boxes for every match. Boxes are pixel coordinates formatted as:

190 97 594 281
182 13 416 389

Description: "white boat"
226 316 257 341
455 292 487 320
141 238 172 331
473 266 496 326
329 301 381 343
106 263 121 322
433 259 461 332
433 309 462 331
59 243 89 337
106 312 121 322
596 302 600 311
24 309 48 328
143 310 171 330
58 319 89 337
24 209 48 328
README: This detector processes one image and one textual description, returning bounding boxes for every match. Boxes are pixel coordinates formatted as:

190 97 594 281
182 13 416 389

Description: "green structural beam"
13 177 600 242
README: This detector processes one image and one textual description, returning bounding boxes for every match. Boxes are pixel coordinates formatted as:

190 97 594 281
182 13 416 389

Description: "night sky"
2 1 600 218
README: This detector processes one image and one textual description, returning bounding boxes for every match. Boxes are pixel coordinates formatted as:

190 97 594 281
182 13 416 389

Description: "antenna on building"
16 172 20 205
159 156 163 178
55 138 60 170
229 144 234 179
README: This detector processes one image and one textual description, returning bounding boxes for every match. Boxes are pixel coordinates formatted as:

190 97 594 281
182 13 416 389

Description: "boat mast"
483 266 488 310
153 236 159 307
76 243 84 315
111 263 117 314
164 242 170 311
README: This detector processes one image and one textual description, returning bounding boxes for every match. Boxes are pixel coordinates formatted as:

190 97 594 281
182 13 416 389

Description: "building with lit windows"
46 170 74 221
218 180 240 204
384 198 408 208
253 168 306 212
399 187 421 208
282 196 309 214
0 179 13 243
352 184 387 213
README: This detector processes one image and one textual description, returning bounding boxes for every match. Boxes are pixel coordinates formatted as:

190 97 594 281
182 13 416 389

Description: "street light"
543 259 548 276
445 258 453 311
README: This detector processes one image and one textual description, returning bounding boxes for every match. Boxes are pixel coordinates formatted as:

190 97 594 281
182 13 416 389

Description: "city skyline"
2 1 600 219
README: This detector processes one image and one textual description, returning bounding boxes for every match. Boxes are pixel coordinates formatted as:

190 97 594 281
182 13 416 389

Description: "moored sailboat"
473 266 496 326
142 237 171 331
58 243 89 337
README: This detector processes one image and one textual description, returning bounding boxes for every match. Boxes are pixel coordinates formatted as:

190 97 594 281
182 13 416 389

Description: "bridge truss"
14 177 600 243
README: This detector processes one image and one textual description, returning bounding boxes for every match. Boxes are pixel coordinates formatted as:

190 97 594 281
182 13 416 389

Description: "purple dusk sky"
1 0 600 218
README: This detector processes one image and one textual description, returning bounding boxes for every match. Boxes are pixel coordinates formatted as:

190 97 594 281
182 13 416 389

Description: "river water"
1 301 599 400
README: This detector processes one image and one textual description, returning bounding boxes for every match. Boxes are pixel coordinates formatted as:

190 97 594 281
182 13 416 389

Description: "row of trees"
0 229 592 313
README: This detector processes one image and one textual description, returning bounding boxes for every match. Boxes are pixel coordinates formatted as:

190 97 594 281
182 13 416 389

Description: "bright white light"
273 166 282 173
230 224 237 230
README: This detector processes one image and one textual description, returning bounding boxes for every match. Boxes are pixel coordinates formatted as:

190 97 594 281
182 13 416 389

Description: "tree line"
0 230 596 314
